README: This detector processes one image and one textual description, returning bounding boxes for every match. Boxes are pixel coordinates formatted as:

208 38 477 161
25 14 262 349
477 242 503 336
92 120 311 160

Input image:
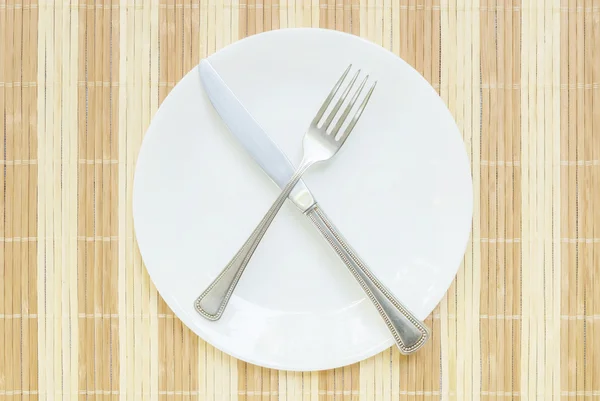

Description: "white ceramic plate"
133 28 472 371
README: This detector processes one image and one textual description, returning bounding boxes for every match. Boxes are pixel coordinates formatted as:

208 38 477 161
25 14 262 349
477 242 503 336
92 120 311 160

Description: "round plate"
133 28 472 371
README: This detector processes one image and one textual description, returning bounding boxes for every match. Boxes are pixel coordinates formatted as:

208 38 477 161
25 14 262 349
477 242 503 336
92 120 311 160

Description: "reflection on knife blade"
198 59 316 212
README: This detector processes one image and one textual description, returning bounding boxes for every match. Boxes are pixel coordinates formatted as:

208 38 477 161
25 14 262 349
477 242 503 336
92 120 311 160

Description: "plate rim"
133 27 473 371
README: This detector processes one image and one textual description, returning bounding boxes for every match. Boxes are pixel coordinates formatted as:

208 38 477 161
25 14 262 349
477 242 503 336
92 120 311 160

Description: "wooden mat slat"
2 0 600 400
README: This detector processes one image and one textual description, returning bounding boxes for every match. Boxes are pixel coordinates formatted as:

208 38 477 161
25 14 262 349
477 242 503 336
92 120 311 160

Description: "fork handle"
194 161 314 320
306 205 430 354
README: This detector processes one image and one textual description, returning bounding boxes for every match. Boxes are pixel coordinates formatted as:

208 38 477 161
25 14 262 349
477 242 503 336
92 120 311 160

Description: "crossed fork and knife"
195 61 430 355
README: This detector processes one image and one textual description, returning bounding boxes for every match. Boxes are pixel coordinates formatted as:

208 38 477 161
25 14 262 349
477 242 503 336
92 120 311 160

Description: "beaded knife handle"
305 205 430 354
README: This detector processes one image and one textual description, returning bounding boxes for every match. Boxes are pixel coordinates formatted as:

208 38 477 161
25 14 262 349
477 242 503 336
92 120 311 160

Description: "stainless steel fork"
196 65 432 354
195 65 376 318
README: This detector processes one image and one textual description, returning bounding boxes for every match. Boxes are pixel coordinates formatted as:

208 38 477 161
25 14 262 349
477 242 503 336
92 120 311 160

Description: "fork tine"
330 75 369 138
311 64 352 126
323 69 361 131
336 80 377 142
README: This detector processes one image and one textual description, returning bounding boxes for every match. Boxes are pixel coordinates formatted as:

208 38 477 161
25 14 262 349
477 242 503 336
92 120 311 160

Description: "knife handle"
305 205 430 354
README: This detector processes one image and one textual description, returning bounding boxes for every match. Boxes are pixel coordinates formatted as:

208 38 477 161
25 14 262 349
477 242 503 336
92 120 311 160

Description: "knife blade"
198 60 316 212
196 59 430 354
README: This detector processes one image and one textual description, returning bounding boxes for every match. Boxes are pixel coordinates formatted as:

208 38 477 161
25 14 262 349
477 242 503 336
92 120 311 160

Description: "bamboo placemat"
1 0 598 399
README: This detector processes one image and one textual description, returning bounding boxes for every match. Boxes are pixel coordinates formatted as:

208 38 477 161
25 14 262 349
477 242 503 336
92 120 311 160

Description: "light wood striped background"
1 0 598 399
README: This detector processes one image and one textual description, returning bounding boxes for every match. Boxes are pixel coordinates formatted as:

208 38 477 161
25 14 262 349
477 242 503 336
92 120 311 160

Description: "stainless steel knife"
195 59 430 354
